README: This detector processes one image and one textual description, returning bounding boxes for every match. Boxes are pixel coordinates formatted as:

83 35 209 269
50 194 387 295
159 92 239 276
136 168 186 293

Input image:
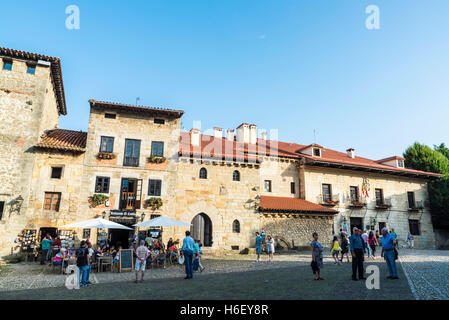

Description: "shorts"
341 248 348 254
332 250 340 255
135 259 146 271
256 246 261 254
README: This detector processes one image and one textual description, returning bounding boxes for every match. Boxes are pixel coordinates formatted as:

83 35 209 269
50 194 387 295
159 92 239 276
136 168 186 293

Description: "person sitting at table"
53 249 68 272
101 244 108 253
112 245 121 272
109 245 117 256
167 238 174 250
95 246 104 259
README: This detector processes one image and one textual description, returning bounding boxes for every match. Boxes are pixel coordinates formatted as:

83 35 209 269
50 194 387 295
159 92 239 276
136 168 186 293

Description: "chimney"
213 127 223 138
249 124 257 144
190 128 200 146
346 148 355 159
261 130 267 140
236 123 250 143
226 129 235 141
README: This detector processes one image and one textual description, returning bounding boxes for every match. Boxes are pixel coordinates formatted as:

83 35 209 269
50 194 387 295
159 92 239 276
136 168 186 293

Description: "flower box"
147 155 166 164
96 152 116 160
144 197 163 210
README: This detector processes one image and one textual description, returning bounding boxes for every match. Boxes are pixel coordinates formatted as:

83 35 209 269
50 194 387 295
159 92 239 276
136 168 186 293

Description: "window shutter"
135 179 143 209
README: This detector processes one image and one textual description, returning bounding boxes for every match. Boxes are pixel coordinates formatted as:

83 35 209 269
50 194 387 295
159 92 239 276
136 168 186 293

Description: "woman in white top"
267 235 275 261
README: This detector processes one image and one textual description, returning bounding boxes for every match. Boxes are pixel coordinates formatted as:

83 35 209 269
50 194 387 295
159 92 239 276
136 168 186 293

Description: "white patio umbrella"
133 216 191 228
60 218 133 230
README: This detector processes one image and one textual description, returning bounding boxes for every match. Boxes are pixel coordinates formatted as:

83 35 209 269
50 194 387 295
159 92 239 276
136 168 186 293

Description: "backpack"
76 248 88 267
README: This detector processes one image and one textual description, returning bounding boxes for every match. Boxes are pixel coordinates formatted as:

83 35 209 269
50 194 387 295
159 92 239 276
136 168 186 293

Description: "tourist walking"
86 243 94 285
76 241 90 287
349 228 366 281
368 231 379 258
391 228 398 249
361 230 370 258
381 228 399 279
267 235 275 262
340 234 350 263
181 231 195 279
40 234 53 265
330 235 341 265
135 240 150 283
311 232 324 280
407 232 414 249
255 232 263 262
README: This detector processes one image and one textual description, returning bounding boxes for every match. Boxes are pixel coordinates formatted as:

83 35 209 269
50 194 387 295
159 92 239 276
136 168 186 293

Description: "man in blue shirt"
181 231 195 279
255 232 262 262
349 228 366 281
381 228 399 279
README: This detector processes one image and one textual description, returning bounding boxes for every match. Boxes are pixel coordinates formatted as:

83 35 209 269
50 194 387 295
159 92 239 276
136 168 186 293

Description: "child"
267 235 275 262
340 234 350 263
330 235 341 265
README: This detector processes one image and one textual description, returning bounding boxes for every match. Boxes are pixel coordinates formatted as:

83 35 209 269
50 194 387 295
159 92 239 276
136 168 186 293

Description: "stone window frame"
123 138 141 167
375 188 384 205
407 191 416 208
290 181 295 194
151 141 164 157
199 167 208 179
100 136 114 153
50 166 64 179
264 180 272 192
232 220 240 233
148 179 162 197
44 192 61 212
2 58 12 71
26 62 36 75
322 183 332 201
232 170 240 182
0 201 4 220
95 176 110 194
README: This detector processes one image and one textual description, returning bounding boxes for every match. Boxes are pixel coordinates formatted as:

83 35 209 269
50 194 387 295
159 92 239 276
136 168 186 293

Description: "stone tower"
0 47 66 254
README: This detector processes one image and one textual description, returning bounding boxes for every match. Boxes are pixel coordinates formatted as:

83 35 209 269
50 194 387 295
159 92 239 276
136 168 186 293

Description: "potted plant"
90 194 109 208
147 155 166 163
96 152 116 160
146 197 163 210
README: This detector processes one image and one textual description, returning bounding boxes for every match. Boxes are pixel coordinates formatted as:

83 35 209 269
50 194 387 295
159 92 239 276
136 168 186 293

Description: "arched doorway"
191 213 213 247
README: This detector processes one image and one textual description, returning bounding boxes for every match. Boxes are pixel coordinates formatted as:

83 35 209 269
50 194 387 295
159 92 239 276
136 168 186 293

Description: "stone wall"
259 213 334 248
0 59 60 254
303 166 436 248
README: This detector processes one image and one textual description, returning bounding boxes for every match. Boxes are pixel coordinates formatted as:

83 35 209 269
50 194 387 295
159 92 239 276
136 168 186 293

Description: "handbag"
394 247 399 260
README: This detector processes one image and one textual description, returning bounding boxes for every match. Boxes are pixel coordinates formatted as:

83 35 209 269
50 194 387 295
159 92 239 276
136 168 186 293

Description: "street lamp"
141 212 146 222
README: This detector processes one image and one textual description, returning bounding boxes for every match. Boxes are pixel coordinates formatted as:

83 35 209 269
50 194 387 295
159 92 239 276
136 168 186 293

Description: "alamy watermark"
365 5 380 30
66 5 80 30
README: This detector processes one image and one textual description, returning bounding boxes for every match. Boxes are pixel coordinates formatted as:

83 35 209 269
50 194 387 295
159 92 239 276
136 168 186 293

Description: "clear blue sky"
1 0 448 159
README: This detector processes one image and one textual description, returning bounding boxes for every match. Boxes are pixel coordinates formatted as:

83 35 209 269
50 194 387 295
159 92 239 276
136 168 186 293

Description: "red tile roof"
376 156 405 163
178 131 443 179
89 99 184 118
260 196 338 214
35 129 87 152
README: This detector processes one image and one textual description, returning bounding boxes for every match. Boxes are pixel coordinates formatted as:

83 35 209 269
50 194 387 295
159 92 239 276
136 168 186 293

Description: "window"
375 189 384 205
2 60 12 71
313 148 321 157
398 159 405 168
233 170 240 181
27 64 36 75
44 192 61 212
154 118 165 124
407 192 416 208
51 167 63 179
100 136 114 153
0 201 4 220
124 139 141 167
350 186 359 202
95 177 110 193
83 229 91 239
322 184 331 201
148 179 162 196
264 180 272 192
233 220 240 233
199 168 207 179
409 219 420 235
151 141 164 157
291 182 295 194
104 113 116 119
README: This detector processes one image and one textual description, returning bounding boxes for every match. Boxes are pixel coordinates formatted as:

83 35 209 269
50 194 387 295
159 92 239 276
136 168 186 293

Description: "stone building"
0 47 443 256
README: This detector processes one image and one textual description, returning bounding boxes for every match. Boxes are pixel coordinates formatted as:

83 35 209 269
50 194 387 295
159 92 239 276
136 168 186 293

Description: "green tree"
403 142 449 175
404 142 449 230
434 143 449 160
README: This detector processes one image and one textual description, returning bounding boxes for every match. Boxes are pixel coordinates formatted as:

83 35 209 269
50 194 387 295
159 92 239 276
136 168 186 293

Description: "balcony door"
120 178 142 210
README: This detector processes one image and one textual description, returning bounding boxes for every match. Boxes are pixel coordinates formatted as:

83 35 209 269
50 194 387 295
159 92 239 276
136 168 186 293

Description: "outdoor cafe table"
96 255 113 272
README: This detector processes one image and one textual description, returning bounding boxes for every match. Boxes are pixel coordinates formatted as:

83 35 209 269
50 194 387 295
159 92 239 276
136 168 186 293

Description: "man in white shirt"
181 231 195 279
135 240 150 283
